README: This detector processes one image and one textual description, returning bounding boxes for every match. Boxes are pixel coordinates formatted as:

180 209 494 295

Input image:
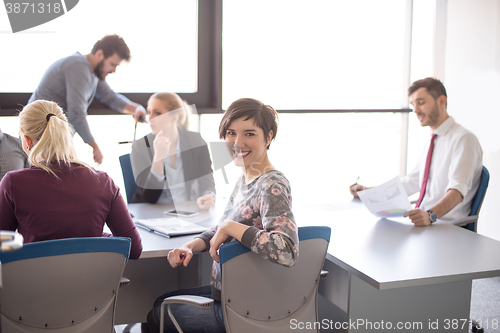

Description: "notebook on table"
135 217 208 238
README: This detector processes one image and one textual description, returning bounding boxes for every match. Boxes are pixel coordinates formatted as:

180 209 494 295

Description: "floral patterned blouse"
197 170 299 300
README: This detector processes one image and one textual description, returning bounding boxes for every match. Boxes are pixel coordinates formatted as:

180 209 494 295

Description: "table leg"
319 262 472 332
347 275 471 332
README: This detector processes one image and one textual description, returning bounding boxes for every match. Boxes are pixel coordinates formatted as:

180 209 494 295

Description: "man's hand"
404 209 432 226
123 102 147 123
89 141 103 164
350 184 366 199
197 194 215 210
133 104 147 123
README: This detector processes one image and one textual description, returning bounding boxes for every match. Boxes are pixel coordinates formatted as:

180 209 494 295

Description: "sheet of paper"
357 176 412 218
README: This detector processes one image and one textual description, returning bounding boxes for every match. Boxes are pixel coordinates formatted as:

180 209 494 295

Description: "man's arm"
64 62 104 163
404 189 463 226
123 102 147 122
64 62 96 145
88 141 103 165
95 80 147 122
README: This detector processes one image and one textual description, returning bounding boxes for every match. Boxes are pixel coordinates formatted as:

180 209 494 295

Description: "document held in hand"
357 176 413 218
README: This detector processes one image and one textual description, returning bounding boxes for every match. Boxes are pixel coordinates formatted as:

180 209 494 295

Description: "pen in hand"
351 176 361 197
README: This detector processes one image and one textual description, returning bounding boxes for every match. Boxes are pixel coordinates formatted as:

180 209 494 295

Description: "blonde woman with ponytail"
0 100 142 259
131 92 216 209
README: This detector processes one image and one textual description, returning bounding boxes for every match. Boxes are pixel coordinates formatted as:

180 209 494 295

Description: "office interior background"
1 0 499 240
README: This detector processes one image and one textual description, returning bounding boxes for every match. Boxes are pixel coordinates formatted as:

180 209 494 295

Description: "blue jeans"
147 285 225 333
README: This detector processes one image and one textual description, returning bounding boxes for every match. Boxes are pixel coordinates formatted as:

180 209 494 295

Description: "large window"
0 0 198 93
222 0 409 110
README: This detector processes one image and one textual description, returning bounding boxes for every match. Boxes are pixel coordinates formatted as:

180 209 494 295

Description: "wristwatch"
426 209 437 223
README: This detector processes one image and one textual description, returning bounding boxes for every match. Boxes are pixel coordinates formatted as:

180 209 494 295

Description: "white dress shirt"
401 117 483 222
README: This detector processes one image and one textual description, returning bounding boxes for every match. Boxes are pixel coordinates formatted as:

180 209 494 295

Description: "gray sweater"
29 52 131 144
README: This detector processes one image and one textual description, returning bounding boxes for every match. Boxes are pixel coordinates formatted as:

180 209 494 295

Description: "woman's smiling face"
224 116 271 169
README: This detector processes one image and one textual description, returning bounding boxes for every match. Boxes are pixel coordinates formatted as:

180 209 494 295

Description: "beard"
94 60 106 80
426 103 441 127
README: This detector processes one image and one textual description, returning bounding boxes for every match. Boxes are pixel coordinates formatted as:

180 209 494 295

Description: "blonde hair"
149 92 190 129
19 100 93 178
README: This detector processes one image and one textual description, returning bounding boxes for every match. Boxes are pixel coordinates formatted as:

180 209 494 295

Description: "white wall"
444 0 500 240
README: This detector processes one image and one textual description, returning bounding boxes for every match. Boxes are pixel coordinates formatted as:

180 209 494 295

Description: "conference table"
114 199 500 332
301 200 500 332
114 201 218 325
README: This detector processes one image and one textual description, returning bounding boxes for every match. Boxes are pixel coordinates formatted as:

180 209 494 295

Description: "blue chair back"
0 237 131 332
119 154 138 203
220 226 331 265
0 237 131 264
464 166 490 232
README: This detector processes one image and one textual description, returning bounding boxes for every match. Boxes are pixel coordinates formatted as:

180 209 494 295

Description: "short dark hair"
219 98 278 149
91 34 131 61
408 77 447 100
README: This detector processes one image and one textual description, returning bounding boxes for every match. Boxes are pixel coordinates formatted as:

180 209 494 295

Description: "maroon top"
0 162 142 259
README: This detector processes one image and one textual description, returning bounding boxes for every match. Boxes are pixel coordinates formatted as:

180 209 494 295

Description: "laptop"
135 217 208 238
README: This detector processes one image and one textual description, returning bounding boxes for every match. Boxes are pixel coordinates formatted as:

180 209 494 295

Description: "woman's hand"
197 194 215 210
209 221 249 263
167 238 207 268
153 130 171 163
167 247 193 268
209 223 231 263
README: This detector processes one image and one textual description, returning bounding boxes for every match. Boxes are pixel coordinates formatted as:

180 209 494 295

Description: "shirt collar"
433 116 455 136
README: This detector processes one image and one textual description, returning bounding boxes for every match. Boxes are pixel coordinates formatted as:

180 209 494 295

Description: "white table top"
128 201 221 258
127 199 500 290
295 199 500 290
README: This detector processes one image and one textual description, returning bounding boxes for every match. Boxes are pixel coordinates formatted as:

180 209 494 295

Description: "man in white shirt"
351 77 483 226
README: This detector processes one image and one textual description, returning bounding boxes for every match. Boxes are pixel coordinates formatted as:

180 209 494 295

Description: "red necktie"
415 134 437 208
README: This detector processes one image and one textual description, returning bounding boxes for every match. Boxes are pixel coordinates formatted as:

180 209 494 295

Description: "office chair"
119 153 138 203
0 237 131 333
0 231 24 331
160 226 331 333
452 166 490 232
